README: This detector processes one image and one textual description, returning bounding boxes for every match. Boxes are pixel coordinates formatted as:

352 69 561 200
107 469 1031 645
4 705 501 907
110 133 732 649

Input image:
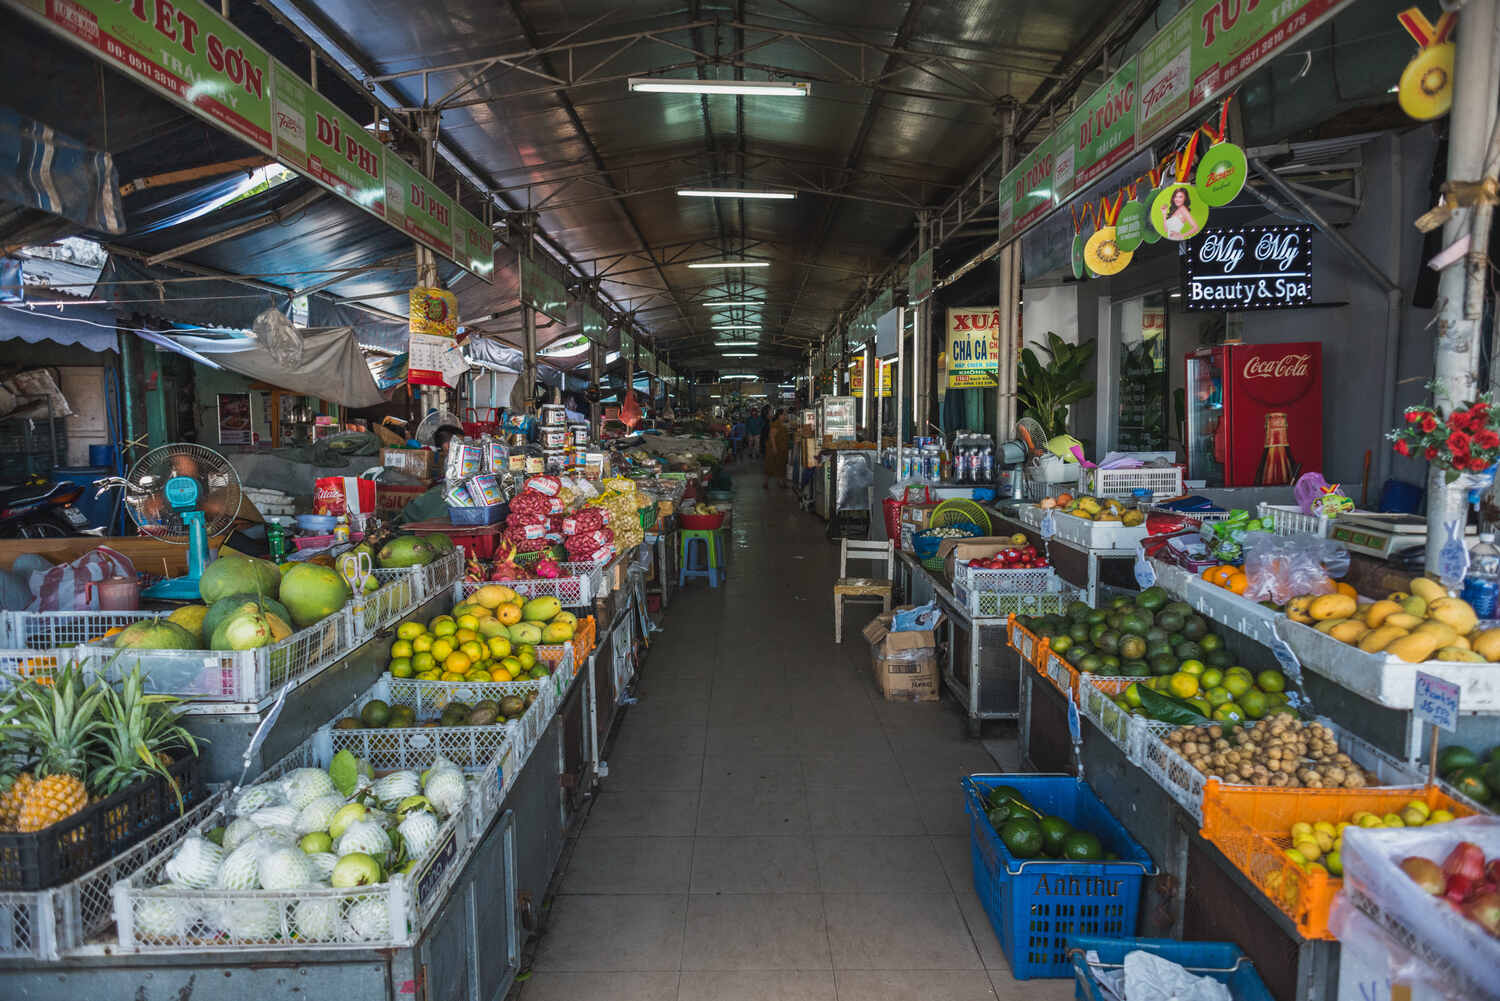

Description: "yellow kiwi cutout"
1084 227 1132 276
1399 42 1454 120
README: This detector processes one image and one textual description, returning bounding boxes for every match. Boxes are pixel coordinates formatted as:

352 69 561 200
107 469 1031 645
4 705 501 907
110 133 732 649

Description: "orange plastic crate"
1004 616 1046 667
1200 780 1475 940
1040 646 1080 698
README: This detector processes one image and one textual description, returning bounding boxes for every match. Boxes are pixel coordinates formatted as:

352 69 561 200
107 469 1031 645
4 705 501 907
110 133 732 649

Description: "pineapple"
14 665 105 832
0 773 34 830
91 664 198 810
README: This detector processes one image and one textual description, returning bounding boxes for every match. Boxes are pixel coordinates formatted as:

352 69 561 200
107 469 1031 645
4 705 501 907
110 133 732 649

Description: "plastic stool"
679 529 724 587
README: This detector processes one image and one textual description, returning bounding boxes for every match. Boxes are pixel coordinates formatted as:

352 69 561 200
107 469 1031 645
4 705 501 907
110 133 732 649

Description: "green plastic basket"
931 498 991 535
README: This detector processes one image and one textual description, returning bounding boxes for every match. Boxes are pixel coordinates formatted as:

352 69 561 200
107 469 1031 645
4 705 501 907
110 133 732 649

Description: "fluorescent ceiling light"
703 300 762 307
629 78 809 97
713 324 761 330
539 334 590 358
677 188 795 200
688 260 769 269
605 350 621 363
721 374 759 380
722 352 758 358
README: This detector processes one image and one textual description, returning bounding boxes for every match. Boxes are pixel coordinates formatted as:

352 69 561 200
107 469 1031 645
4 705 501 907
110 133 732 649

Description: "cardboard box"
375 483 428 520
938 536 1025 583
382 447 433 479
862 606 943 656
803 438 821 467
871 651 940 702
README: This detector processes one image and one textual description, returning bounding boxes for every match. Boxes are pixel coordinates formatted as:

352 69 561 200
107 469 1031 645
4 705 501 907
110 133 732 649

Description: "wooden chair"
834 538 895 643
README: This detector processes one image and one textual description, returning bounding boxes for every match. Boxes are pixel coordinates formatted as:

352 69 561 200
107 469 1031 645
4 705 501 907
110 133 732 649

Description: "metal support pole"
896 305 906 479
997 104 1018 469
522 306 538 410
915 214 931 433
1428 0 1500 571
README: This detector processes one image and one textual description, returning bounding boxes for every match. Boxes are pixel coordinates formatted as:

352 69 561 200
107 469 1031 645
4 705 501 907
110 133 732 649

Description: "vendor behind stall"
393 422 464 524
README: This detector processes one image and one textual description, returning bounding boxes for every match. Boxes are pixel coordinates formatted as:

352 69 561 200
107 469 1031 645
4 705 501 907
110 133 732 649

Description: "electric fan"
101 443 243 599
999 417 1048 465
414 408 464 446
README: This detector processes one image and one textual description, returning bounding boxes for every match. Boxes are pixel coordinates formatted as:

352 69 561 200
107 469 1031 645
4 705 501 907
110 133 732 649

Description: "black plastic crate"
0 754 205 891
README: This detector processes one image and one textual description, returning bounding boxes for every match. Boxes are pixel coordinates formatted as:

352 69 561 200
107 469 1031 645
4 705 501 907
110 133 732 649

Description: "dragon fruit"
335 820 392 858
163 835 223 889
534 558 562 579
293 898 342 941
282 768 337 809
222 817 259 851
258 846 315 890
370 771 420 807
295 793 348 835
346 897 391 941
398 810 441 860
216 843 262 889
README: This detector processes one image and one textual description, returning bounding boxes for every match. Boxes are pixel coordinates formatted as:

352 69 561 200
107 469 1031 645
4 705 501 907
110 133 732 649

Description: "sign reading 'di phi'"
1181 224 1313 311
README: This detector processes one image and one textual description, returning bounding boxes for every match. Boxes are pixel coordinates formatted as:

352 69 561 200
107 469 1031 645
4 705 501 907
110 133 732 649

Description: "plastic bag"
1241 530 1350 605
892 601 942 632
251 306 303 369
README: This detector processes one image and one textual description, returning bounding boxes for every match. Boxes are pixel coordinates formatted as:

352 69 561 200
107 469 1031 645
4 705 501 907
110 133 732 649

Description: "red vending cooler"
1184 342 1322 487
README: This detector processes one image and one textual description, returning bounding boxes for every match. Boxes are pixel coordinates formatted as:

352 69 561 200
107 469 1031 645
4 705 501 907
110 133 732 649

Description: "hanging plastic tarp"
462 336 523 373
0 302 119 352
139 325 384 407
0 106 124 235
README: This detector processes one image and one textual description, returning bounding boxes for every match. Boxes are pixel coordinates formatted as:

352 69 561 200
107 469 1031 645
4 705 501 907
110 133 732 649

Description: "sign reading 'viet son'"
1182 225 1312 311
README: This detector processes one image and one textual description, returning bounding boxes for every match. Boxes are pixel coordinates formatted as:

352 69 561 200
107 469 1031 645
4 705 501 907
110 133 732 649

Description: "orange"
396 621 425 641
489 667 514 683
389 639 413 659
431 617 458 637
460 640 484 663
454 627 477 645
412 652 436 673
497 603 523 625
430 638 455 661
487 636 512 659
456 614 480 632
1205 565 1236 587
1335 581 1357 600
443 651 472 674
1167 672 1200 699
1225 571 1248 595
389 657 413 678
1201 566 1222 582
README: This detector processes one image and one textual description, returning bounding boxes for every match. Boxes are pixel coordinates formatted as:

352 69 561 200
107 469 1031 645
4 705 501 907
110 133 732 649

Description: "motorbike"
0 477 96 537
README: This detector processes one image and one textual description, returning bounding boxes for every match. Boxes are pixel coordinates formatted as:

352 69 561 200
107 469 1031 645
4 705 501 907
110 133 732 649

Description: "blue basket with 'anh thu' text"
963 773 1156 979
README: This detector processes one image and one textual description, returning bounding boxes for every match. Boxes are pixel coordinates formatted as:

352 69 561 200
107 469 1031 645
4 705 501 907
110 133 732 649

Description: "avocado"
1205 649 1234 669
1145 627 1168 646
1181 615 1209 640
359 700 391 728
1105 611 1124 630
1078 654 1104 674
467 706 500 726
1096 630 1121 654
986 784 1026 811
1164 600 1193 617
1149 654 1177 677
1449 766 1492 803
1067 601 1092 621
1098 654 1121 672
499 695 527 718
1439 745 1480 775
1154 610 1185 634
999 818 1044 858
1089 622 1109 644
1121 660 1151 678
1061 831 1104 862
1039 816 1073 856
1119 635 1148 661
1087 609 1108 626
1173 641 1203 662
1120 612 1151 637
1110 594 1133 609
1069 623 1091 644
334 717 362 730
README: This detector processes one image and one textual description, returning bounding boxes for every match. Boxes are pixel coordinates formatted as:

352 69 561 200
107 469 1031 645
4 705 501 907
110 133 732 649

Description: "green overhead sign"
519 254 569 323
992 0 1354 247
9 0 494 283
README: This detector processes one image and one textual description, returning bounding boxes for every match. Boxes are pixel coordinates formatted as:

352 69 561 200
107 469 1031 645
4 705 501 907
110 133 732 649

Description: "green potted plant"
1017 332 1096 440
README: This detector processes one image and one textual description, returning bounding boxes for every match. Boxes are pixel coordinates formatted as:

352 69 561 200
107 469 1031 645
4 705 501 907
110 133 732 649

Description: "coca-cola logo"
1243 354 1311 380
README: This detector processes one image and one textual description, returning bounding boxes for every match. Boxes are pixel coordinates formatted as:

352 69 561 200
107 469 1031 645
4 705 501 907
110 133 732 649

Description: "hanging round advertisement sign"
1150 182 1210 242
1114 201 1147 252
1071 233 1086 279
1084 226 1132 276
1398 42 1454 119
1196 142 1248 206
1139 184 1164 244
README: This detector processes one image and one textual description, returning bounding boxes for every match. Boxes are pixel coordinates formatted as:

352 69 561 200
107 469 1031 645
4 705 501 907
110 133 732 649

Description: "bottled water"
1461 532 1500 619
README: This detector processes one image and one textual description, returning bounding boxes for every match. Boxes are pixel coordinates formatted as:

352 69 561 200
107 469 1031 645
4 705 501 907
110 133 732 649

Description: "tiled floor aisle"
517 467 1072 1001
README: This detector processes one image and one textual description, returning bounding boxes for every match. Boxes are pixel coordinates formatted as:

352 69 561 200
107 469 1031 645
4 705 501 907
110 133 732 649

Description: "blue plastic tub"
964 774 1156 979
1068 936 1275 1001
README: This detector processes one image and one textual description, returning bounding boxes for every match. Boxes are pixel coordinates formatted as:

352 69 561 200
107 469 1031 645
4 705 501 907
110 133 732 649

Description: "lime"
1178 659 1205 676
1061 831 1104 861
1239 689 1269 719
1039 816 1073 856
390 657 413 678
1200 667 1224 690
1256 669 1286 693
1167 672 1200 699
1213 703 1245 724
1224 674 1252 698
999 818 1044 858
1205 686 1232 707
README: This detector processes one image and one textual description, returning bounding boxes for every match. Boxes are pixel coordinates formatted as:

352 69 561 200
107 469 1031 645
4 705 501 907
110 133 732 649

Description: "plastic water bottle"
1462 532 1500 619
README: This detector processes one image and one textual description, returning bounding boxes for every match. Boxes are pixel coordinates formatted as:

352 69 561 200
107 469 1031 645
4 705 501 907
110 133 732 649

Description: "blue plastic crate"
1068 936 1275 1001
964 774 1156 979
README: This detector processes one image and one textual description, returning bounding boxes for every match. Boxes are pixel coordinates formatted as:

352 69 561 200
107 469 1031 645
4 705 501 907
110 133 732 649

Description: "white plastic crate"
454 559 605 609
1138 717 1423 824
347 569 420 643
1016 504 1150 551
1083 465 1184 499
0 792 226 960
80 609 349 707
1075 676 1174 765
112 734 472 953
0 610 157 688
417 549 464 599
956 581 1075 620
1256 502 1331 537
611 617 635 698
953 561 1060 596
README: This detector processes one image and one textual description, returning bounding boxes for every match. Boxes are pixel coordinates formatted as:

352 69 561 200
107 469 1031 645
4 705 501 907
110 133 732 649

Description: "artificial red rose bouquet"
1390 397 1500 481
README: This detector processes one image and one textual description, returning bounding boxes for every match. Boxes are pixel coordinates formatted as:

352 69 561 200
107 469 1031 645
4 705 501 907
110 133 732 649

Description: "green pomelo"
279 563 352 627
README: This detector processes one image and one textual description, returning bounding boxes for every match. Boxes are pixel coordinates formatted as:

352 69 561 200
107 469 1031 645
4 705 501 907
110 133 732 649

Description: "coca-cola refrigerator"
1184 342 1322 487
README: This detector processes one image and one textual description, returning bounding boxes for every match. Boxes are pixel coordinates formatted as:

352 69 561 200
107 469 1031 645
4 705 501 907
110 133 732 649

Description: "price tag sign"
1040 511 1057 539
1067 695 1082 743
1267 623 1303 680
1415 671 1460 732
1134 543 1157 589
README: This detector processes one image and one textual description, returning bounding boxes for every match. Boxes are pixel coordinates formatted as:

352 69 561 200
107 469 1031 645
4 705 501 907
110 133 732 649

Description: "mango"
1434 646 1486 663
1285 596 1315 624
551 611 578 629
1315 617 1349 634
1411 620 1459 647
1400 595 1428 618
1428 597 1479 635
1309 593 1356 621
1364 600 1401 628
541 621 575 643
1357 625 1410 653
522 596 561 622
1383 612 1424 631
508 622 543 646
1408 577 1446 602
473 584 518 609
1385 632 1443 663
1471 628 1500 662
1329 620 1369 644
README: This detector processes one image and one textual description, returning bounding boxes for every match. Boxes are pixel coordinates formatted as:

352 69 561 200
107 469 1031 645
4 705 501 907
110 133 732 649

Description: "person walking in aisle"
764 409 788 489
745 407 766 458
729 415 746 461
